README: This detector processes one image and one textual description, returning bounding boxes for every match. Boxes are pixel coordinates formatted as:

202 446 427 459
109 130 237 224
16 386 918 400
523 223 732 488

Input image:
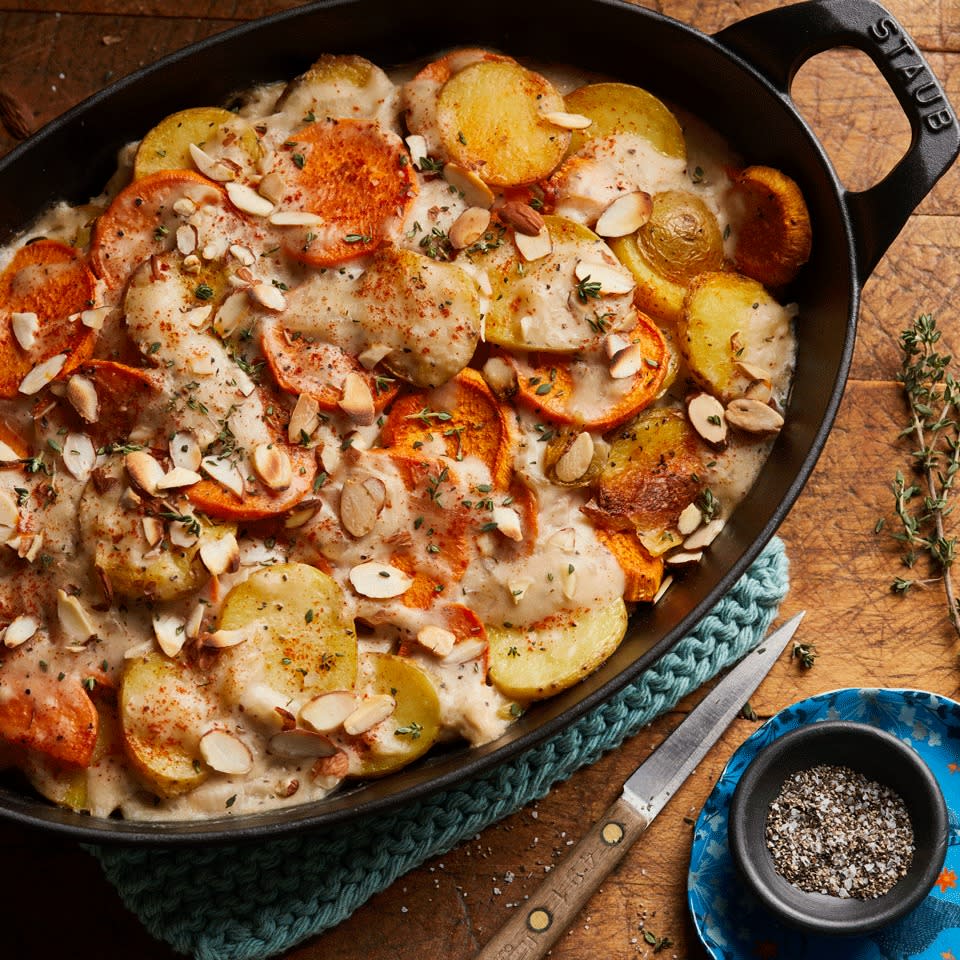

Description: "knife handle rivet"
526 907 552 933
600 821 625 846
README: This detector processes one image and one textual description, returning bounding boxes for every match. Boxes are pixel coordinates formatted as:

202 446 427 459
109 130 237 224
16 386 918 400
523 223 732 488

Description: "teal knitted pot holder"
90 537 788 960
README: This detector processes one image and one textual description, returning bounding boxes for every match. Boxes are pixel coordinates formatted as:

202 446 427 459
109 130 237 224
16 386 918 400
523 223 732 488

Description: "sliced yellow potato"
487 599 628 701
436 60 569 186
680 272 794 402
119 652 212 798
564 82 686 159
217 562 358 701
133 107 261 180
347 653 441 778
610 190 724 324
478 215 635 352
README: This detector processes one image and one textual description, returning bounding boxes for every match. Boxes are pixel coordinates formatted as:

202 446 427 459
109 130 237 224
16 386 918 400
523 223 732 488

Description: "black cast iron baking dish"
0 0 955 843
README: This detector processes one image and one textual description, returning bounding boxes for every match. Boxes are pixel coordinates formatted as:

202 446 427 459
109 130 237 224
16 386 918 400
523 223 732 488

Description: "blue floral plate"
688 688 960 959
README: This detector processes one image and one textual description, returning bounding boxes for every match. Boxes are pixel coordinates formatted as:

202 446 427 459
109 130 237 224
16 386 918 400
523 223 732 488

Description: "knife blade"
474 611 805 960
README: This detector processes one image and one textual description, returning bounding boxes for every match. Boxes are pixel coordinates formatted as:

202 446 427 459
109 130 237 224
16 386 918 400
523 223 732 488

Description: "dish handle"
715 0 959 286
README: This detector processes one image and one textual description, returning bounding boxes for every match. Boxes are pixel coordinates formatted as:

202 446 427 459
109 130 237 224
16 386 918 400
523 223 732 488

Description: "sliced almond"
449 206 492 250
311 750 349 786
561 565 578 600
318 442 340 476
181 254 202 276
18 353 67 396
201 456 245 498
184 304 213 329
176 223 198 256
404 134 429 169
687 392 728 447
441 637 487 665
170 431 202 472
348 561 413 599
507 578 532 605
514 225 552 262
141 516 164 547
11 311 38 350
652 574 674 604
57 590 96 643
125 450 165 496
228 243 256 267
744 378 773 403
541 109 592 129
169 518 199 549
288 393 320 443
269 729 338 759
257 172 285 204
343 694 396 736
666 549 704 567
299 691 357 734
608 343 646 380
269 210 325 227
251 443 292 492
481 355 517 398
417 625 457 658
156 466 202 490
189 142 237 182
199 729 253 775
185 604 205 640
201 236 228 261
59 432 94 480
684 518 725 551
284 500 320 530
199 532 240 577
492 505 523 541
603 333 632 359
499 200 544 237
172 197 197 217
339 477 386 538
357 343 393 370
213 289 250 337
594 191 653 238
250 281 287 312
443 162 495 209
554 431 594 483
0 440 19 463
676 503 703 537
338 372 375 425
153 613 187 657
225 181 274 216
724 398 785 436
574 259 635 296
0 491 19 532
81 306 111 330
3 614 38 649
202 627 250 649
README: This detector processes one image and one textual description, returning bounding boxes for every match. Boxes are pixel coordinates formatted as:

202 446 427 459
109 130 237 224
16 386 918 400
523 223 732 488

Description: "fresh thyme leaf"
575 276 602 302
792 642 818 670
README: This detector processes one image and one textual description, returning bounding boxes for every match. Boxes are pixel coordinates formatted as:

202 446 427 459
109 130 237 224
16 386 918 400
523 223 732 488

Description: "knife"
474 610 805 960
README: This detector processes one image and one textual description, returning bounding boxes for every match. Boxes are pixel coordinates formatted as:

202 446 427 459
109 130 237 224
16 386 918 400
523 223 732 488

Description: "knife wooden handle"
474 794 649 960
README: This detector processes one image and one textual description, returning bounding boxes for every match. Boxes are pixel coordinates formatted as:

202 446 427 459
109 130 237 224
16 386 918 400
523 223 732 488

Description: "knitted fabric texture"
91 537 788 960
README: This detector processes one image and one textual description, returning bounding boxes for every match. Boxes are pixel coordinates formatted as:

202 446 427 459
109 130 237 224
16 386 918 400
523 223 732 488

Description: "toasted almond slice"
449 206 491 250
441 637 487 665
288 393 320 443
225 181 274 216
202 627 250 649
199 729 254 775
3 614 38 649
201 236 229 261
284 499 320 530
22 531 43 563
201 456 245 498
735 359 773 383
561 565 578 600
603 333 632 359
744 379 773 403
181 254 202 276
417 625 457 658
652 574 674 604
357 343 393 370
18 353 67 396
252 443 293 491
499 200 545 237
156 466 203 490
594 191 653 238
257 172 285 204
348 561 413 599
687 392 728 447
340 476 386 539
170 431 202 472
684 518 725 551
61 432 95 481
11 311 38 350
724 398 785 435
125 449 165 496
57 590 96 642
443 162 495 209
300 691 357 734
184 304 212 329
514 225 552 262
0 441 19 463
141 516 164 547
507 578 532 604
492 505 523 541
213 289 250 337
199 532 240 577
318 442 340 476
153 613 187 657
185 604 205 640
269 210 325 227
80 306 111 330
0 490 19 530
169 518 199 549
338 372 375 425
481 355 517 398
189 142 237 182
311 750 349 786
228 243 256 267
541 110 592 129
172 197 197 217
666 549 704 567
405 134 429 169
269 729 338 759
176 223 198 256
677 503 703 537
189 354 218 376
608 343 646 380
250 281 287 312
343 693 396 736
574 259 635 295
554 431 594 483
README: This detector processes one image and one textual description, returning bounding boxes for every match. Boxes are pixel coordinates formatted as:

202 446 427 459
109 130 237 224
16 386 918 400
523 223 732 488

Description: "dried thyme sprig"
886 313 960 638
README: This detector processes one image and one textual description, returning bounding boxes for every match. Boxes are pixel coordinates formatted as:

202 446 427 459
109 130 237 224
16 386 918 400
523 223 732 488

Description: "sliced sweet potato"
436 60 570 186
0 648 98 766
277 118 418 267
90 169 227 289
0 239 97 398
379 368 514 488
510 314 669 431
593 527 664 602
261 321 400 414
733 165 812 287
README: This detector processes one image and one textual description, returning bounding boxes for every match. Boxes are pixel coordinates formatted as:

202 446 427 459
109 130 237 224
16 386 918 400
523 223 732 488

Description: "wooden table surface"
0 1 958 957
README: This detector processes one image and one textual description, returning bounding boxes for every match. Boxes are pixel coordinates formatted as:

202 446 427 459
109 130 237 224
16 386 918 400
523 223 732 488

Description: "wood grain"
0 1 957 958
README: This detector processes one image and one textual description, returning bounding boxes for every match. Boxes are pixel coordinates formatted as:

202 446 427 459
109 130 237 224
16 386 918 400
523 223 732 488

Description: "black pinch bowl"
728 720 949 936
0 0 957 844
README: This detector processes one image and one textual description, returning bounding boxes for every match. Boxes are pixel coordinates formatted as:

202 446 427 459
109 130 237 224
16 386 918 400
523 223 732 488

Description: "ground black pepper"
765 763 914 899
